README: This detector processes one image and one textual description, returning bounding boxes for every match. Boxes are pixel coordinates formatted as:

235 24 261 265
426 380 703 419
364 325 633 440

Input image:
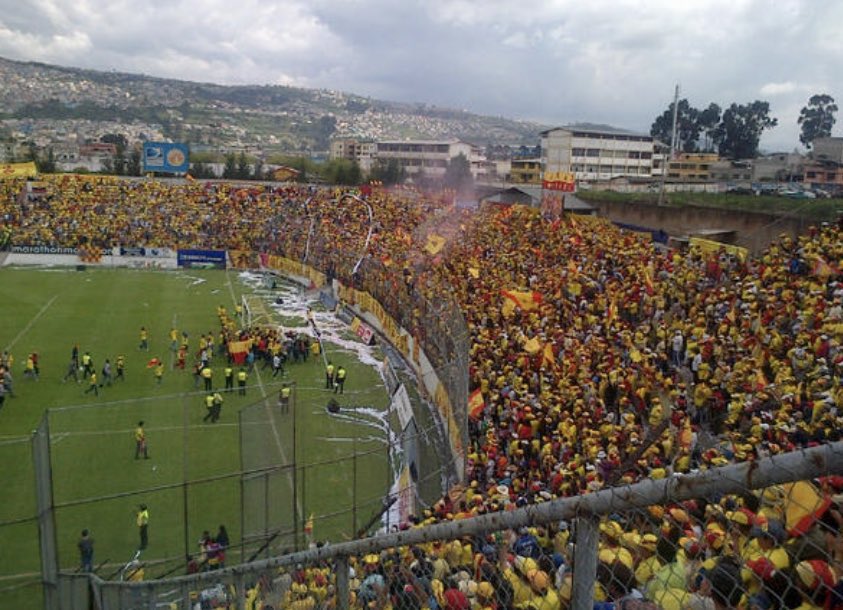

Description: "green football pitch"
0 266 392 607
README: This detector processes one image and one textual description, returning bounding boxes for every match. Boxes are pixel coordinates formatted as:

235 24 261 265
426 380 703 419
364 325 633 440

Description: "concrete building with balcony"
540 125 656 183
328 138 377 172
510 158 542 184
666 153 719 182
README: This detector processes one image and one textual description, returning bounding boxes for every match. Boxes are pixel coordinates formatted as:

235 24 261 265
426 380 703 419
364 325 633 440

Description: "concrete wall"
589 199 816 253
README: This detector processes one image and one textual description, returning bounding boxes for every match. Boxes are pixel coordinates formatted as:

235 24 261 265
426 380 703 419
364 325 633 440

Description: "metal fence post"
33 413 60 610
571 515 599 610
336 555 350 610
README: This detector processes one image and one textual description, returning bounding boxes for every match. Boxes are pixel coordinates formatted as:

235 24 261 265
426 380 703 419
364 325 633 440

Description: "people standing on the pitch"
325 361 335 389
63 358 80 383
78 529 94 573
115 355 125 381
139 327 149 351
154 360 164 385
272 352 284 377
237 368 247 396
169 327 179 352
334 366 347 394
201 364 213 391
101 359 113 387
203 393 215 423
278 383 291 413
177 345 186 370
71 344 80 370
137 504 149 550
135 421 149 459
212 391 223 422
82 352 94 377
24 353 38 380
84 371 98 395
2 366 13 398
224 365 234 392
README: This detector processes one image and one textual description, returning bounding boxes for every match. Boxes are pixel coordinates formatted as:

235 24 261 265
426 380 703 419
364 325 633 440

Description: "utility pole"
657 84 680 207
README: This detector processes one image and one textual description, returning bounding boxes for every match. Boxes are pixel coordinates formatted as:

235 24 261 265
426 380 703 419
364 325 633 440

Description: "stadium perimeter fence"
50 441 843 610
25 379 443 610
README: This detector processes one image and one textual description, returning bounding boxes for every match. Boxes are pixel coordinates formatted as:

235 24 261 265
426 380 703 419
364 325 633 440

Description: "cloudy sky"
1 0 840 151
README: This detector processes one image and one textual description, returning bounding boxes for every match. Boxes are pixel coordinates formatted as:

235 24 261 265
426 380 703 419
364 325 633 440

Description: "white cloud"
760 82 799 96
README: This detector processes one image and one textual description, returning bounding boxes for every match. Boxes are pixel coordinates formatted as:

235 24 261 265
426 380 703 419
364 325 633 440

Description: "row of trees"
650 94 837 159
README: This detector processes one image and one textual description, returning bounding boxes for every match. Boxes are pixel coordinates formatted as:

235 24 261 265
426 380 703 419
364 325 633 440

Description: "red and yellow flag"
468 389 485 420
607 300 618 326
542 343 556 369
501 290 542 317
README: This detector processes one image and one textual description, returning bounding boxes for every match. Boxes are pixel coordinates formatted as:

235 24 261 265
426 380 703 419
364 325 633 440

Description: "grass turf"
0 266 391 607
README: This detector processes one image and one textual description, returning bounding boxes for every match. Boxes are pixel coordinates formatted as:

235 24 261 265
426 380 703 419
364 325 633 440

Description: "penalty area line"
4 294 59 353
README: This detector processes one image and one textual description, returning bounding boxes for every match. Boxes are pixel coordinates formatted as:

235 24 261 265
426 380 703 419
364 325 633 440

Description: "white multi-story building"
330 138 488 180
540 125 656 182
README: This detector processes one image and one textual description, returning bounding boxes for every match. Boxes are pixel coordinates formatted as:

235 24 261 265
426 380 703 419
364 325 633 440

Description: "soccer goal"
241 294 274 328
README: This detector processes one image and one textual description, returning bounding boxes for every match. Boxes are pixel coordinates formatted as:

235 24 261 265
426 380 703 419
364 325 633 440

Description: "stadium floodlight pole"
341 193 373 276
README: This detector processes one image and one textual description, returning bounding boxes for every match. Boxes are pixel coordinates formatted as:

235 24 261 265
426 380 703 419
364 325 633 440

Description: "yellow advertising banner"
689 237 748 263
0 162 37 179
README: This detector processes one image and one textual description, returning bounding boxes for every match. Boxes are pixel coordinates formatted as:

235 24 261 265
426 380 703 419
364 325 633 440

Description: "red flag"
468 389 485 420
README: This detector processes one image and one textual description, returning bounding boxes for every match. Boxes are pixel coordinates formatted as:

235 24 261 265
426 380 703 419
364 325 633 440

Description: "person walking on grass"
78 529 94 573
84 371 98 396
135 421 149 459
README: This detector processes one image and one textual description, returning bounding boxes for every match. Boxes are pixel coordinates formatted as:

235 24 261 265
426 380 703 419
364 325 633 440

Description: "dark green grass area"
0 267 390 608
578 189 843 221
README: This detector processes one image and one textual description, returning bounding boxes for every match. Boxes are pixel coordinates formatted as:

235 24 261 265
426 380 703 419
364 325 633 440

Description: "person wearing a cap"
793 559 838 610
634 533 662 589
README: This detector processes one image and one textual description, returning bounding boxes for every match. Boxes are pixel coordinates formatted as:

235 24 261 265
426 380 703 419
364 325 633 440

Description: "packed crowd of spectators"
2 174 843 609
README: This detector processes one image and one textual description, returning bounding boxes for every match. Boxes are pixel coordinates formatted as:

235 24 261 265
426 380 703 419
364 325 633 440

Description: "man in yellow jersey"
135 421 149 459
139 327 148 351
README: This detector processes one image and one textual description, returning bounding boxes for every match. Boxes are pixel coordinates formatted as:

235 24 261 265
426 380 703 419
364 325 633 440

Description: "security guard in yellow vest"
201 365 213 391
136 504 149 550
203 393 215 422
279 383 291 413
334 366 346 394
224 365 234 392
237 368 247 396
325 362 335 389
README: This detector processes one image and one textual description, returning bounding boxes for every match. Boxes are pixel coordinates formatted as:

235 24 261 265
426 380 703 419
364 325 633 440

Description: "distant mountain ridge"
0 56 550 152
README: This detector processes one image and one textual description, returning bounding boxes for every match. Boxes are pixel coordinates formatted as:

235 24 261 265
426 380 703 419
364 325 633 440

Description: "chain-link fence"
77 441 843 610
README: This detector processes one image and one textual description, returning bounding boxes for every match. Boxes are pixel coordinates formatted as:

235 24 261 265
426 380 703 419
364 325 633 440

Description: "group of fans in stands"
2 174 843 609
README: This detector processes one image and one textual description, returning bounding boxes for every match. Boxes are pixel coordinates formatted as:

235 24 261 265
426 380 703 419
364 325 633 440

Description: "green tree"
253 158 265 181
127 148 142 176
713 101 778 159
369 159 405 186
696 103 721 152
443 153 474 193
236 152 251 180
650 99 701 152
222 153 237 179
36 148 56 174
798 94 837 149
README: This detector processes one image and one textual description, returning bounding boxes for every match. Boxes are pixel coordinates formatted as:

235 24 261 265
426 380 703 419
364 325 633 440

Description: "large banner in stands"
177 249 226 269
142 141 189 174
119 246 175 258
12 245 79 255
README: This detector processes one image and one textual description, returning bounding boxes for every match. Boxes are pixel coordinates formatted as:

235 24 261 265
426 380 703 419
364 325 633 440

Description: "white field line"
228 268 302 520
4 294 59 352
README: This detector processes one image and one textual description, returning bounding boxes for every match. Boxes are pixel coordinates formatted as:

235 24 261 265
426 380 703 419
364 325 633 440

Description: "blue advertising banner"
177 249 227 269
142 142 189 174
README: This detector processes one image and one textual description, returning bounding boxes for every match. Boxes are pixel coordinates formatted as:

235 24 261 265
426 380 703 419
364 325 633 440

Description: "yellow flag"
0 162 37 179
523 337 541 354
425 234 446 255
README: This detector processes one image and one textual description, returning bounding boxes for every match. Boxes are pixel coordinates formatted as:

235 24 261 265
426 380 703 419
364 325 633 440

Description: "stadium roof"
540 123 651 139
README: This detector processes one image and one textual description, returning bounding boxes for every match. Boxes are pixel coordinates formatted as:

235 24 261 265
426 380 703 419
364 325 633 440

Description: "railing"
79 441 843 610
